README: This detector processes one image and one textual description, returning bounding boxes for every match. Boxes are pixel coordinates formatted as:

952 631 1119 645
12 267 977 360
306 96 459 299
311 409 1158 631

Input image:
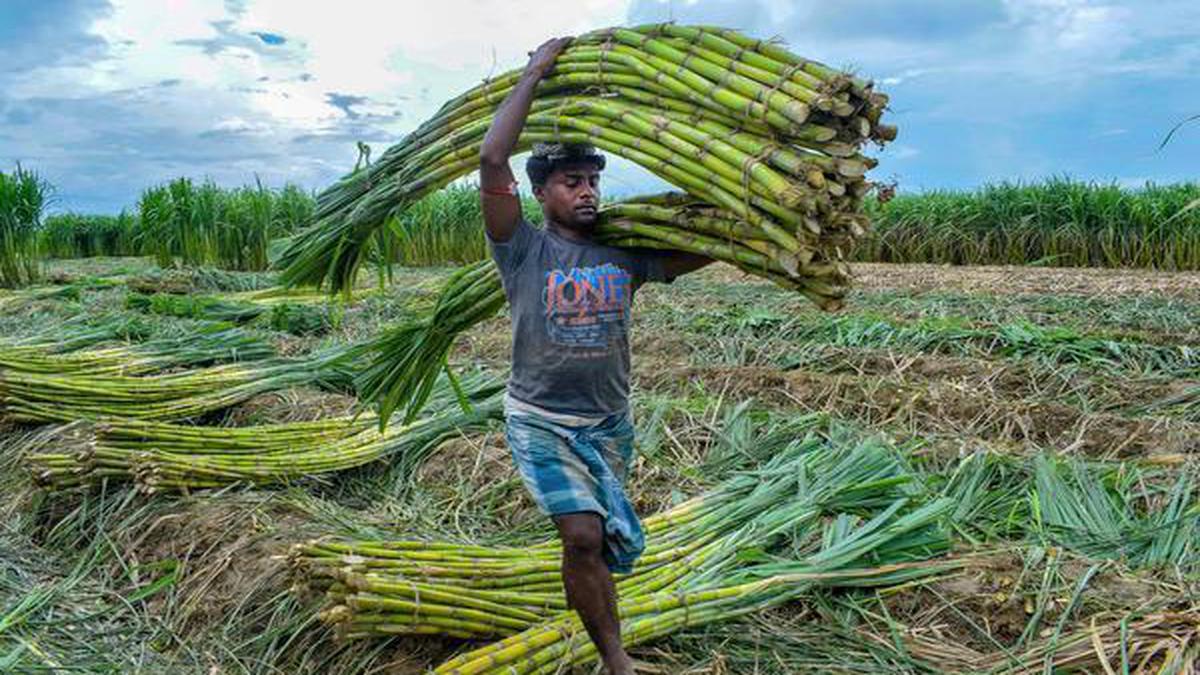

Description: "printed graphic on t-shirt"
542 263 633 353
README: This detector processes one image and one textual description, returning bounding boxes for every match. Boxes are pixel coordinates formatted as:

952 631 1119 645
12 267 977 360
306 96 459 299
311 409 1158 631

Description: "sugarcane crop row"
277 23 894 309
292 436 958 673
0 315 150 356
26 373 503 490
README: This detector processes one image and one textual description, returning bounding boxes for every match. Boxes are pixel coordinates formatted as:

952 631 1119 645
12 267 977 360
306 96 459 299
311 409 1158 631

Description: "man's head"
526 142 605 231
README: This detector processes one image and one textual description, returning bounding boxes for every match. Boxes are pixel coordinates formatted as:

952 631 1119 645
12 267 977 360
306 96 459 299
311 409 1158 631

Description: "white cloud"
3 0 1197 210
2 0 636 211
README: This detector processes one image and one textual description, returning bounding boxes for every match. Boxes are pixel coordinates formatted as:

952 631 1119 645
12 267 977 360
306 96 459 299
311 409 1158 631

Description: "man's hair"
525 142 606 187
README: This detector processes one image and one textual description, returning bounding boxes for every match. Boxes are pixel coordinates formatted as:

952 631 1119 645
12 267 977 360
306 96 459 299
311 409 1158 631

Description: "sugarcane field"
1 3 1198 674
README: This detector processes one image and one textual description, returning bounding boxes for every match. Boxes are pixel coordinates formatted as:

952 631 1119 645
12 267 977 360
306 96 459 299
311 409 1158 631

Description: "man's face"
534 163 600 230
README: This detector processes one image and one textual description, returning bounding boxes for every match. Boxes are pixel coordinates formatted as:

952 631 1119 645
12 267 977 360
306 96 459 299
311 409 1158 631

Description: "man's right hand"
524 37 572 80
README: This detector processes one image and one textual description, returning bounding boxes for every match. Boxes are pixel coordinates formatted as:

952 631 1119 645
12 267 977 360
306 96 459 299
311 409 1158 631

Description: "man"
479 37 713 675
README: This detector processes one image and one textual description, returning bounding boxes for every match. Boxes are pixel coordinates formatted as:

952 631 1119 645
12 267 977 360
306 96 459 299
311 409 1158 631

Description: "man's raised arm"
479 37 571 242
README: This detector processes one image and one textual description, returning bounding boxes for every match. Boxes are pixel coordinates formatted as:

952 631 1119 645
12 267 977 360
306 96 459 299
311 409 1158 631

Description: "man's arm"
479 37 571 243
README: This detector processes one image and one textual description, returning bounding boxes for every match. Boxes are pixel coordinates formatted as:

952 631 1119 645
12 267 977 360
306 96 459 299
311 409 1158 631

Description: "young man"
479 37 712 675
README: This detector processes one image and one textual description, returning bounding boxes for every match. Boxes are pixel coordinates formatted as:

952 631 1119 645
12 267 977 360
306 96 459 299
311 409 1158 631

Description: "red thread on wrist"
481 182 518 196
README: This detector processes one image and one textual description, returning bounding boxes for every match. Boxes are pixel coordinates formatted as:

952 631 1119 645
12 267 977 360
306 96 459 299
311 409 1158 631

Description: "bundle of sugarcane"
29 373 503 490
354 260 505 425
293 436 950 644
1 350 349 424
431 500 955 674
225 285 380 306
0 326 273 376
277 23 891 304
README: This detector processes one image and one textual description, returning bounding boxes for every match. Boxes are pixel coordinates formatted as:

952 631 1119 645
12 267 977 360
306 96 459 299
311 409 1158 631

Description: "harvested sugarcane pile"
292 435 958 672
27 373 503 490
126 290 340 335
0 325 273 376
430 529 955 675
278 23 892 307
0 349 351 424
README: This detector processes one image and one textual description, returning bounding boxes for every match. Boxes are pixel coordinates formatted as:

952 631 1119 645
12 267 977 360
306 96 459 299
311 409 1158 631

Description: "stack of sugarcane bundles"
432 504 955 674
0 349 351 424
293 436 946 633
125 291 341 335
292 436 956 671
27 373 502 491
0 326 273 376
278 23 892 305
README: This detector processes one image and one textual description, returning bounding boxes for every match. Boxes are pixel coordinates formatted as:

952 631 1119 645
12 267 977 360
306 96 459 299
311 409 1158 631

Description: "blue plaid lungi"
505 407 645 574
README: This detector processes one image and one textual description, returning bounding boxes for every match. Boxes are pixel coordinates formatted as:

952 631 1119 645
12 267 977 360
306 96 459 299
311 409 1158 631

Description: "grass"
0 165 49 288
137 178 315 271
0 257 1196 673
861 178 1200 270
379 183 541 267
269 179 1200 272
41 213 139 259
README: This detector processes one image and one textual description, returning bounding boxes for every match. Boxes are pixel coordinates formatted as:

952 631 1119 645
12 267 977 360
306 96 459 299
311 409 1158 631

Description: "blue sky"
1 0 1197 213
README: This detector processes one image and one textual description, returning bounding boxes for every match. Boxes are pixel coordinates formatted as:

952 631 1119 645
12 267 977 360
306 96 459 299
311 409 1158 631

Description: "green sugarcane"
281 24 890 296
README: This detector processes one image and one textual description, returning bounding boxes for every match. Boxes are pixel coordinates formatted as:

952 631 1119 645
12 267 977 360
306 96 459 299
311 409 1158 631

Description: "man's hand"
524 37 572 80
480 36 573 243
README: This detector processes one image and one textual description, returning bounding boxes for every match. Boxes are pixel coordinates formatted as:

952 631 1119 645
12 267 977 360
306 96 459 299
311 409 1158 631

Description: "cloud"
0 0 112 71
1 0 1197 213
2 1 639 212
324 93 369 120
251 30 285 45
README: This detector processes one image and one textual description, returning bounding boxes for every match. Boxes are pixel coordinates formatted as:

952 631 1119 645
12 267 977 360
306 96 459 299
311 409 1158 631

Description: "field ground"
0 257 1197 673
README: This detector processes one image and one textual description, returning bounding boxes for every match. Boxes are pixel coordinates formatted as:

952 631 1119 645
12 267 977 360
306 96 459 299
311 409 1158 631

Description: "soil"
851 263 1200 298
636 364 1200 458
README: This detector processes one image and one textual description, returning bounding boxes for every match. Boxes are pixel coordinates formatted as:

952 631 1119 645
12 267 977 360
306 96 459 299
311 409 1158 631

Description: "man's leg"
553 512 634 675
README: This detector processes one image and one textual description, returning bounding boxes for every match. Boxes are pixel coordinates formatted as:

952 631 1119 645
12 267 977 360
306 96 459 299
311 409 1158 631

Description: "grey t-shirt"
489 219 671 417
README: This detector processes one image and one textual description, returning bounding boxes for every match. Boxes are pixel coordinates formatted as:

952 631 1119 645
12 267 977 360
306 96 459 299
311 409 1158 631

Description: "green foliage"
267 301 338 335
0 164 49 287
125 291 264 323
380 183 542 267
137 178 315 271
860 179 1200 269
1031 456 1199 571
42 212 139 258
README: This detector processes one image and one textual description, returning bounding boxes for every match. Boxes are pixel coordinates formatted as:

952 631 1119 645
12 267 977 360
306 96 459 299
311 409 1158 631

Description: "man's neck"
545 219 593 244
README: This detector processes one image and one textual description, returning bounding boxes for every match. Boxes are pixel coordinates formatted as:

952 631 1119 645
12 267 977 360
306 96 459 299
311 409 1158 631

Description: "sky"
1 0 1198 214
